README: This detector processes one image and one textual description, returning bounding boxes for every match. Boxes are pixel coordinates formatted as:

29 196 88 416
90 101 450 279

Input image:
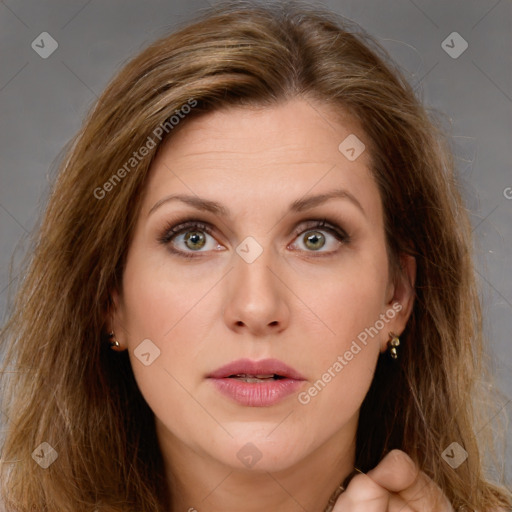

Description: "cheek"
119 257 208 435
119 247 222 405
120 245 217 344
295 251 388 350
293 253 387 411
295 300 382 432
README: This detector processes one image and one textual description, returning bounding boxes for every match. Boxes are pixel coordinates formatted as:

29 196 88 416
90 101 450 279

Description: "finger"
332 473 418 512
366 449 420 492
366 450 453 512
398 475 453 512
332 471 390 512
387 494 417 512
332 481 418 512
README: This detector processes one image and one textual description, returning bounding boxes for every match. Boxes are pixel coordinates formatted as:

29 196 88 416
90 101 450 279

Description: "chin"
209 427 310 472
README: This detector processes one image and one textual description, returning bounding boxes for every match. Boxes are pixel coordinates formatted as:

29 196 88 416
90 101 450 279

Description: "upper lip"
207 358 305 380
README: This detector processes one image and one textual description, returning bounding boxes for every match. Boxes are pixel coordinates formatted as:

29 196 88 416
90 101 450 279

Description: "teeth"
230 373 282 383
233 373 275 379
237 377 273 383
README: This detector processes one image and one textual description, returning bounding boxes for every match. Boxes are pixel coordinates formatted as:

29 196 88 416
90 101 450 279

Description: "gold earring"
108 331 123 352
387 332 400 359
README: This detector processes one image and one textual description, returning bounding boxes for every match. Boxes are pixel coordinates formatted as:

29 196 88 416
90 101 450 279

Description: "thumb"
366 449 419 493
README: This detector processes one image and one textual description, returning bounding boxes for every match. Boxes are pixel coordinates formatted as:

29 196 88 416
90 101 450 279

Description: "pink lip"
207 358 305 380
207 358 306 407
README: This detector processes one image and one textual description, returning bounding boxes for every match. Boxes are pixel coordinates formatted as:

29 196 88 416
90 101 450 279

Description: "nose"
223 243 290 337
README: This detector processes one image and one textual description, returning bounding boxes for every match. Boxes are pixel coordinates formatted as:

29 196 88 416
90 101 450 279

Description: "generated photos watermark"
93 98 197 200
298 302 403 405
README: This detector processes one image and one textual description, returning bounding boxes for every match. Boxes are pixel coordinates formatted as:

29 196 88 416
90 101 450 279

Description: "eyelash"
157 217 351 259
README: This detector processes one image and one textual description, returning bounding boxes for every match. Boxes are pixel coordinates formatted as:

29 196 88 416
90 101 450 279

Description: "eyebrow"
148 188 366 218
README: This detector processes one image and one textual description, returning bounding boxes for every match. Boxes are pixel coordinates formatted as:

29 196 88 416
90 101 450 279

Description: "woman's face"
112 98 414 474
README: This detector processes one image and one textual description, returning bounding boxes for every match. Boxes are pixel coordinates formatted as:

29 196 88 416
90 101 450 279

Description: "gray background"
1 0 511 487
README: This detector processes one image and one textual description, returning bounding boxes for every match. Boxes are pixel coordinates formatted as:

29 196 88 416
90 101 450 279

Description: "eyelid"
158 216 350 258
290 218 348 239
158 220 215 245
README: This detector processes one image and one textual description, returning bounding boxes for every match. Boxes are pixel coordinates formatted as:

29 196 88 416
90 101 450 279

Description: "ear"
381 253 416 352
108 287 128 351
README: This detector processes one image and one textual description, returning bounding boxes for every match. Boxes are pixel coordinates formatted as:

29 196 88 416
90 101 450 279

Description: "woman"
0 1 510 510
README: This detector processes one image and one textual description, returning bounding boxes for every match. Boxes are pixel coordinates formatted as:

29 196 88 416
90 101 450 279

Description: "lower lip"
208 377 304 407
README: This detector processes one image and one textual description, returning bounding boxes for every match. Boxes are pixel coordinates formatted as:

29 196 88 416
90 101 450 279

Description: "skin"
111 98 451 511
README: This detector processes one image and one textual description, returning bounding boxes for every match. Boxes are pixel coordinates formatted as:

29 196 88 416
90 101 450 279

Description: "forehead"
141 98 381 223
156 99 369 166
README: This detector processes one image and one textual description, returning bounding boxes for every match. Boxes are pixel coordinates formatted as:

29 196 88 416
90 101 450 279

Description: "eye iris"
176 226 333 252
304 230 325 250
184 231 206 250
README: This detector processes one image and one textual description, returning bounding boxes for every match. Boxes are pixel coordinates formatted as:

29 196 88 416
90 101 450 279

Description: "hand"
332 449 454 511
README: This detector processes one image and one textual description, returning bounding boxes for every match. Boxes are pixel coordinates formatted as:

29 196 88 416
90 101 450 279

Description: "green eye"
302 231 326 251
159 218 350 259
183 231 207 250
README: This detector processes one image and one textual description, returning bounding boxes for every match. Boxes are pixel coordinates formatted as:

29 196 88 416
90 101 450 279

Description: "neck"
156 420 357 512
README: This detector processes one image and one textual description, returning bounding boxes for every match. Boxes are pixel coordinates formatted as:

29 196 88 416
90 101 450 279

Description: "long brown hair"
1 1 510 510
